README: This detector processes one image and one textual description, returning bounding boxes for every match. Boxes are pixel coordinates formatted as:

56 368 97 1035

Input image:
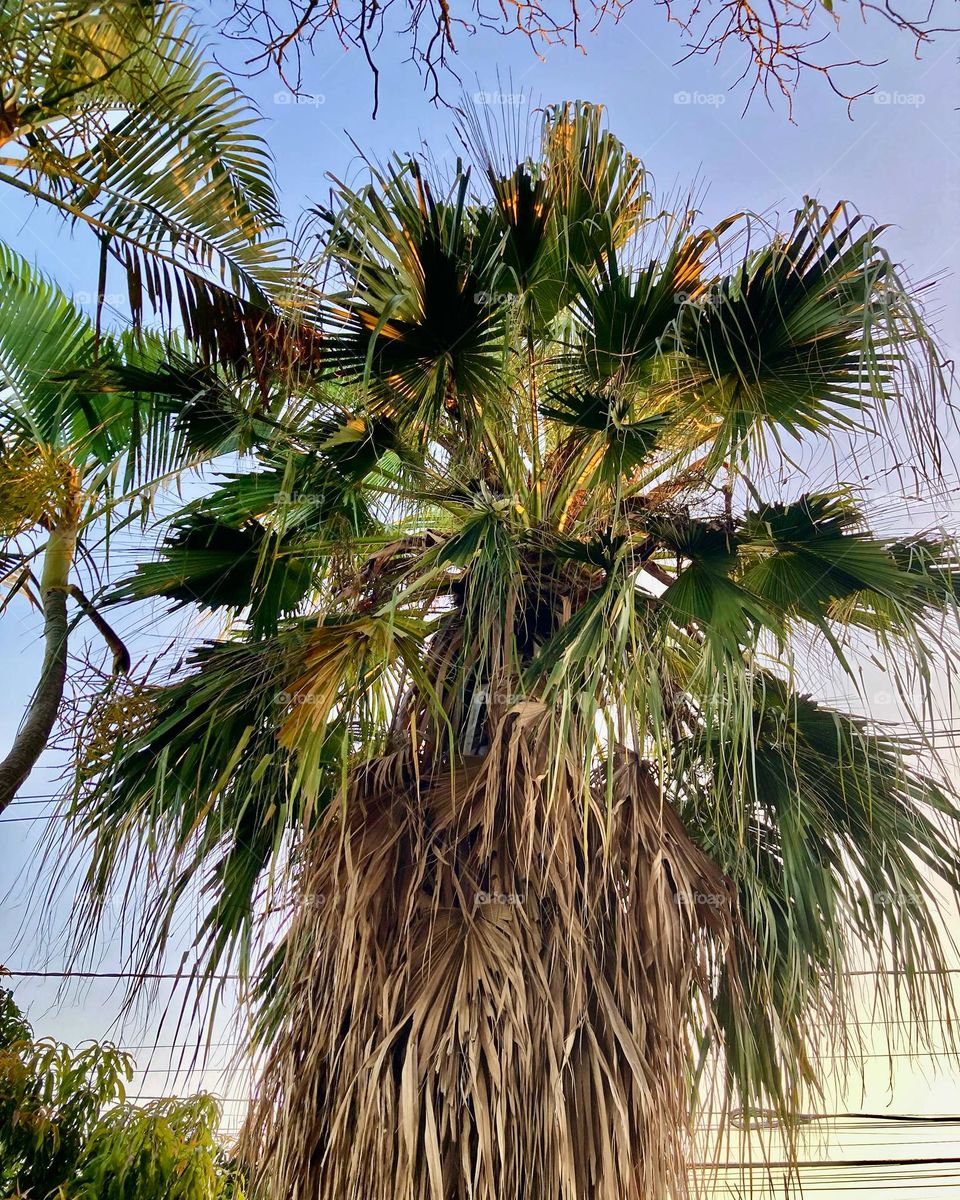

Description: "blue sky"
7 1 960 309
1 1 959 1181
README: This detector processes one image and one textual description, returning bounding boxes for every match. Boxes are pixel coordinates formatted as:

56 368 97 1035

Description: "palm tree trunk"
0 518 77 812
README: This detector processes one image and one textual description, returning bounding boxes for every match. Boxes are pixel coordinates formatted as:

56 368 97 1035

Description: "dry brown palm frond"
241 703 741 1200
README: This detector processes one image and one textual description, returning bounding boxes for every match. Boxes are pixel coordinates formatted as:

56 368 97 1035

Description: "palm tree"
0 245 280 809
60 104 960 1199
0 0 302 806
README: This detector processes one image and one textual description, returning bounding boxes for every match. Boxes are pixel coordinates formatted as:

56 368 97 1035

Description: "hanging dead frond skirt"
242 703 738 1200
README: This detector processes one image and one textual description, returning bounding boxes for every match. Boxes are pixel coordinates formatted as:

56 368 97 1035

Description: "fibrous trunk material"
243 703 738 1200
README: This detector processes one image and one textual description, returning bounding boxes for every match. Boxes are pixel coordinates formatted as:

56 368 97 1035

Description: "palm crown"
62 103 960 1200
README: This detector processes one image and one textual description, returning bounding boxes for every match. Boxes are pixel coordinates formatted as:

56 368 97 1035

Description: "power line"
0 813 67 824
116 1041 242 1051
10 966 960 981
691 1155 960 1169
4 969 240 981
696 1114 960 1131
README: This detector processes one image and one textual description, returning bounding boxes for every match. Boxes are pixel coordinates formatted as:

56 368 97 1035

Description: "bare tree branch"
220 0 954 114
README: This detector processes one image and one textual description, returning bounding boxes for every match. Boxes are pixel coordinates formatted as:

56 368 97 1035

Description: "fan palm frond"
674 201 945 469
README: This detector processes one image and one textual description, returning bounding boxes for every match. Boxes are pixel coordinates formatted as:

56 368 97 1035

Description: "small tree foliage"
0 988 243 1200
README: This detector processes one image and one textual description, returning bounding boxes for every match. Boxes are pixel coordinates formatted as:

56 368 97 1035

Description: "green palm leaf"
0 0 291 365
676 201 943 466
678 679 960 1112
318 163 507 434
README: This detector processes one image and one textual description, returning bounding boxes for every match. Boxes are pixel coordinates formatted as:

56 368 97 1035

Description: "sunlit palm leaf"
0 0 292 366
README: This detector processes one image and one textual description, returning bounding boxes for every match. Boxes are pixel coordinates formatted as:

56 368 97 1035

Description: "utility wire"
691 1155 960 1169
10 965 960 980
4 969 240 981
